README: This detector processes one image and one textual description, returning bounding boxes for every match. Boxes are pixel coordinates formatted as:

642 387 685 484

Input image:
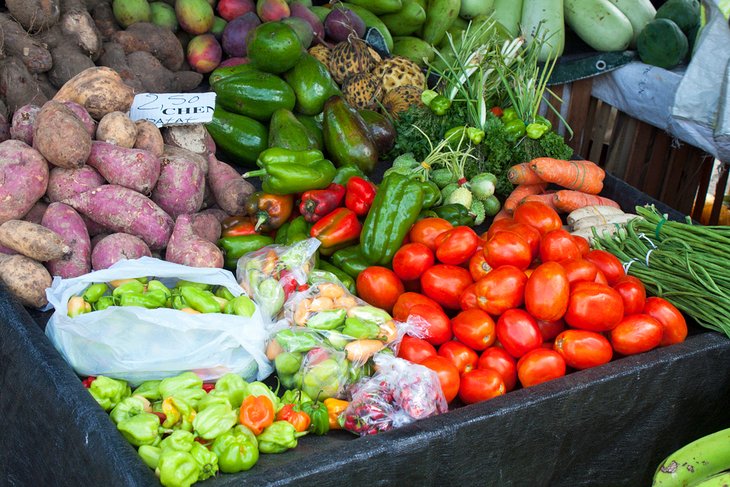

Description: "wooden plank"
641 131 671 199
676 150 713 215
624 121 655 188
566 79 593 153
709 163 729 225
659 142 690 207
604 112 637 177
691 154 715 221
589 101 613 164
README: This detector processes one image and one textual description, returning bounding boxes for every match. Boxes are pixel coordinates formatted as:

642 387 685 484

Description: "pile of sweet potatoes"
0 67 254 308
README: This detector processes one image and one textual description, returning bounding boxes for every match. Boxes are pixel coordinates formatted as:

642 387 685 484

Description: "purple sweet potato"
207 154 254 215
0 139 49 225
83 215 110 237
151 146 207 219
10 105 42 145
86 141 161 194
0 220 70 261
134 120 164 157
41 202 91 278
0 244 17 255
63 184 174 250
91 232 152 270
90 232 110 250
33 100 92 169
0 254 53 308
0 115 10 143
198 207 229 223
165 214 224 268
62 101 96 137
47 165 106 203
23 200 49 225
190 212 222 243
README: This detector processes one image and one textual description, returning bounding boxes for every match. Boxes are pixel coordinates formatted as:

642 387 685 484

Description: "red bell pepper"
221 216 258 237
310 207 362 254
299 183 346 223
275 404 311 433
345 177 377 217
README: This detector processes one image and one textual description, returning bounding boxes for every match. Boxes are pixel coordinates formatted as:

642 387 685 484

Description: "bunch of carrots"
500 158 620 217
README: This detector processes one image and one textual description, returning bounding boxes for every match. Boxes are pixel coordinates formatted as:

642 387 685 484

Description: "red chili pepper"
490 106 504 117
153 412 167 424
82 376 96 388
309 207 362 254
202 383 216 393
221 216 259 237
345 177 377 217
299 183 346 223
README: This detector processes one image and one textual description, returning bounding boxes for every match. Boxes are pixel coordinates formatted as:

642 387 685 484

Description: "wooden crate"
544 78 728 224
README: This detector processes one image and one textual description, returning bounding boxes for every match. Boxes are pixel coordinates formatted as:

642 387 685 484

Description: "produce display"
0 0 722 486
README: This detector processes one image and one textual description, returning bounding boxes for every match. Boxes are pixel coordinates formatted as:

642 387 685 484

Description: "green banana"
693 471 730 487
653 427 730 486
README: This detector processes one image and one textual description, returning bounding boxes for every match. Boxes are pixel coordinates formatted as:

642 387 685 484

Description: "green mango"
380 1 426 36
213 67 296 122
309 6 330 23
345 0 402 15
268 108 319 151
322 96 378 174
207 105 268 167
283 53 340 116
392 36 435 67
295 114 324 150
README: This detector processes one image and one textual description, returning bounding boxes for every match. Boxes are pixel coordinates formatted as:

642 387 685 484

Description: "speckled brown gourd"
381 85 424 117
372 55 425 93
342 72 383 110
328 38 376 84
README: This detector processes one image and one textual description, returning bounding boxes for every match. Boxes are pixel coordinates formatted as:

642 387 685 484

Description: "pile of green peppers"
67 279 256 319
87 371 330 487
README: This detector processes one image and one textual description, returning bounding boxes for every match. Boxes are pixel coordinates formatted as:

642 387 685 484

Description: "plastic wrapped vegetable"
340 354 448 436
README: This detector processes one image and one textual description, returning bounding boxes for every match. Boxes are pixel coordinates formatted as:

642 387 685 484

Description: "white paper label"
129 92 217 127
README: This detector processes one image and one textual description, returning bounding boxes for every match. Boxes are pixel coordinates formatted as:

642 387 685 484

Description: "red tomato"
474 265 527 316
451 308 496 351
488 221 541 259
438 341 479 375
613 275 646 316
517 349 566 387
565 282 624 332
562 259 598 284
478 347 517 391
420 355 460 403
408 218 453 251
496 309 542 358
594 270 609 285
584 249 625 285
420 264 473 310
610 314 663 355
524 261 570 322
468 251 492 281
397 335 437 364
409 304 452 346
513 201 562 235
539 229 581 263
643 297 688 346
554 329 613 369
484 217 515 241
485 231 533 270
435 226 479 265
572 235 591 256
459 283 479 310
392 243 435 281
458 369 506 405
356 266 404 313
537 318 565 342
392 292 442 321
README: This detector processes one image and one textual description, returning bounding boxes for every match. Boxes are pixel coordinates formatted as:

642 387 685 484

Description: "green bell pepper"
138 445 161 469
330 246 369 279
243 147 336 195
430 204 476 226
341 316 381 339
360 172 424 266
88 376 131 411
112 280 145 297
280 389 312 407
223 295 256 317
300 401 330 436
218 234 275 271
214 373 249 409
133 380 162 401
285 216 310 244
419 180 442 209
212 425 259 473
82 283 108 303
110 396 149 425
196 390 232 412
93 295 115 311
274 221 290 244
180 287 220 314
332 164 367 186
275 351 303 376
190 442 219 481
159 372 205 410
117 412 161 447
306 308 347 330
159 430 195 452
157 449 200 487
257 420 304 454
192 403 239 440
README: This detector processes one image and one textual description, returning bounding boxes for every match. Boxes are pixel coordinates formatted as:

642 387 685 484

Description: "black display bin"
3 173 730 486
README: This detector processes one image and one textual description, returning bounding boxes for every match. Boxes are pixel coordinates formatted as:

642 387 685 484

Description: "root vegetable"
552 190 621 213
82 215 109 237
63 184 174 250
5 0 61 33
23 200 49 225
33 101 92 169
112 22 185 71
507 162 545 185
35 73 59 100
503 183 547 214
96 111 137 148
48 43 97 89
42 202 91 278
0 220 70 261
0 115 9 143
62 101 96 137
98 42 144 91
86 141 161 194
207 154 254 215
529 158 606 195
0 14 53 74
93 2 120 41
0 139 49 224
151 146 206 219
0 58 49 113
91 232 151 270
9 105 41 145
162 124 213 156
567 205 627 226
190 212 222 243
134 120 164 157
125 51 203 92
47 165 105 203
53 66 135 120
165 213 224 268
0 254 53 308
60 7 103 60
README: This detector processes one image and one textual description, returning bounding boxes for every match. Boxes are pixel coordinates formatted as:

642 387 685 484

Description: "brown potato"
53 67 135 120
33 101 92 169
0 254 53 308
96 111 137 148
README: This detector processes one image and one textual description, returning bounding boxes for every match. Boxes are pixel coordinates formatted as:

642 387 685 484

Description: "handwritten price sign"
130 92 217 127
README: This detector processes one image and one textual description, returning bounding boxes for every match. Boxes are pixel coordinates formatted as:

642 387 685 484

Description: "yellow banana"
653 427 730 486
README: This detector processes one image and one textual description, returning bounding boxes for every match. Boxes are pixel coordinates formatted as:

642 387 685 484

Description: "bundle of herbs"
593 205 730 336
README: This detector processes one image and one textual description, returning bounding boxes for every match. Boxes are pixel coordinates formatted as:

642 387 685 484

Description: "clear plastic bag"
45 256 272 386
340 354 448 436
236 238 320 320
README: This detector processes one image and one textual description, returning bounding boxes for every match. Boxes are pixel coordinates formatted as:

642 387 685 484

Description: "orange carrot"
529 158 605 194
507 163 545 185
552 190 620 213
504 183 547 214
520 193 560 213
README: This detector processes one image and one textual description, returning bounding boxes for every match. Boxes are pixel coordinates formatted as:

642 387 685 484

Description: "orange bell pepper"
239 395 275 435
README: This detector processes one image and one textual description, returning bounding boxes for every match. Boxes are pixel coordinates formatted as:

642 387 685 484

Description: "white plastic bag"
45 257 273 386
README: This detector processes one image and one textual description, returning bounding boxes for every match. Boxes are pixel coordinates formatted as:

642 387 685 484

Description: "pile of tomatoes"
354 201 688 406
